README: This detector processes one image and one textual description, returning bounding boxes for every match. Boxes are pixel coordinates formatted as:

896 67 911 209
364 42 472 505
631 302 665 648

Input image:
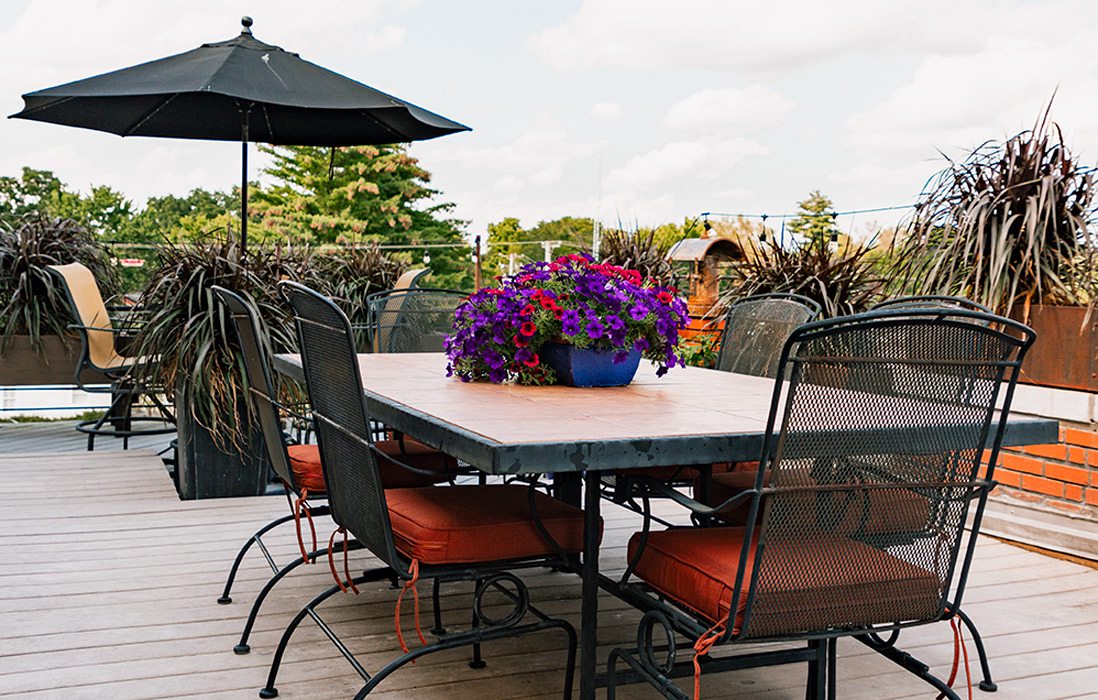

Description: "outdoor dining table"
272 351 1059 699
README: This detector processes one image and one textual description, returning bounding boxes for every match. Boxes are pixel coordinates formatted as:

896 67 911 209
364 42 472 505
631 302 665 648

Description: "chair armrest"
635 475 757 518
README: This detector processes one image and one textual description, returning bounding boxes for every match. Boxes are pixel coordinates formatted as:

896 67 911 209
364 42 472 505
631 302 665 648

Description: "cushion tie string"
326 526 359 594
394 559 429 660
936 615 973 700
691 612 730 700
293 488 317 564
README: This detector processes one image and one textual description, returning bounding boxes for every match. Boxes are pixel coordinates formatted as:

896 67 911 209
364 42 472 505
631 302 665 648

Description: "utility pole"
592 221 602 261
473 234 482 290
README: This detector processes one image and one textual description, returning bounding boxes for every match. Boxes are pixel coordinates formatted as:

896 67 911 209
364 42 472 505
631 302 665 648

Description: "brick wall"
984 423 1098 518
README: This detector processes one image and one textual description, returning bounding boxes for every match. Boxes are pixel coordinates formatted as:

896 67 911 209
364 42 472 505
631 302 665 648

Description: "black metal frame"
48 265 175 451
263 281 580 699
606 307 1036 699
871 295 992 314
605 291 822 521
362 287 468 353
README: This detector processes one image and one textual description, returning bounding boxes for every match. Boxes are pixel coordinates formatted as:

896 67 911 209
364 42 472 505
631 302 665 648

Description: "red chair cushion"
387 485 595 565
286 437 458 493
700 468 930 534
627 527 941 635
287 444 327 492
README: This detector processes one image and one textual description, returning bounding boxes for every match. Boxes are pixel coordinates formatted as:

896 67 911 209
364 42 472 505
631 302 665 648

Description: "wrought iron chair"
47 262 175 450
210 286 460 655
259 281 587 699
871 294 992 314
364 287 467 353
608 308 1034 699
608 293 821 517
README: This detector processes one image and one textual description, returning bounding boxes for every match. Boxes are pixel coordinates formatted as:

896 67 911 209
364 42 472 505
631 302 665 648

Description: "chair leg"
828 638 837 700
430 577 446 635
956 608 997 692
235 551 315 654
806 640 826 700
218 513 298 604
469 606 486 669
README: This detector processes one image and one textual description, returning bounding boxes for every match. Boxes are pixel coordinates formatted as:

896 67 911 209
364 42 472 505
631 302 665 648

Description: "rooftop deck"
2 439 1098 699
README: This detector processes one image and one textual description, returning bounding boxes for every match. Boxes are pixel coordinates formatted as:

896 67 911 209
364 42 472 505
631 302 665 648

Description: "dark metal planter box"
174 383 269 500
1015 304 1097 392
0 334 109 386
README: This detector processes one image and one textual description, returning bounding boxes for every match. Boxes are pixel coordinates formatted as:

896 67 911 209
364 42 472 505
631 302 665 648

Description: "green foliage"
484 216 594 276
313 244 408 340
593 227 674 285
893 103 1097 316
128 235 312 445
0 215 119 352
252 144 470 289
726 237 885 317
787 190 839 245
676 330 721 369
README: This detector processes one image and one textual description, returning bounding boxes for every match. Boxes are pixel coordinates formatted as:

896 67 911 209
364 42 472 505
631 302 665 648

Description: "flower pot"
174 381 270 500
541 343 641 387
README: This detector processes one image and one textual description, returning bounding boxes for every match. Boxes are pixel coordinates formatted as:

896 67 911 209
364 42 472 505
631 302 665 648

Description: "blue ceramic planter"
540 343 642 387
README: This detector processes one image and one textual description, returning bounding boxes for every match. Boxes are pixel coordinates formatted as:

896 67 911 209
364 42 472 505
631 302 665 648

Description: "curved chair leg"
856 635 962 700
430 577 446 636
218 513 298 604
236 538 359 654
956 608 997 692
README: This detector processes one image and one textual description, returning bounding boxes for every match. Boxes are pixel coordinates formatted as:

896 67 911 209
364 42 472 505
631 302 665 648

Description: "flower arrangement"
445 254 689 385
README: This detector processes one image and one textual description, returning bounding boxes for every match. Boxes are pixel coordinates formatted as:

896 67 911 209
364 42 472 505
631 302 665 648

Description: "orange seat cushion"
700 468 930 535
628 527 941 636
287 444 327 492
387 485 596 565
286 437 459 493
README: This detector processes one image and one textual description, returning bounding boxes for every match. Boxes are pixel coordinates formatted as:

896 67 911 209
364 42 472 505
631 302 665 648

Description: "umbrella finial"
241 16 254 35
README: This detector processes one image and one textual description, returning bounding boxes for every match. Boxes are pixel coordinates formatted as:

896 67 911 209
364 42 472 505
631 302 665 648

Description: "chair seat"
286 437 458 493
387 485 594 565
701 468 930 534
627 527 941 635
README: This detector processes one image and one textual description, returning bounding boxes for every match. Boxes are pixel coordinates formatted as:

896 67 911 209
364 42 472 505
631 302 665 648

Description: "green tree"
484 217 527 277
252 144 471 288
787 190 839 245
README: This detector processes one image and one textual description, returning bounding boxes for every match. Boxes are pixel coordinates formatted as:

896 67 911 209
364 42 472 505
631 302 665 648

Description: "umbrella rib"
358 107 407 143
122 93 180 136
15 95 77 117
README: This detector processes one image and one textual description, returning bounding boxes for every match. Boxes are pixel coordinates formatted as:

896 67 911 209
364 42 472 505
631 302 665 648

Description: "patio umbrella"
10 16 470 249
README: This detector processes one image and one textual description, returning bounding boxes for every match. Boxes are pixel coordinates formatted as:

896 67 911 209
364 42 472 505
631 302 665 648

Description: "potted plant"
445 254 689 386
0 215 119 385
893 102 1098 390
129 235 311 499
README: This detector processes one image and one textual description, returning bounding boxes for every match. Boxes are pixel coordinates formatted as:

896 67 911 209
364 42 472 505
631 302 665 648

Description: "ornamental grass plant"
446 254 689 385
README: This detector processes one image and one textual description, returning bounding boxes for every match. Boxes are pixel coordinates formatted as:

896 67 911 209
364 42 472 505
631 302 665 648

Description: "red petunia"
513 333 530 347
519 304 536 316
657 291 674 304
539 296 557 310
552 307 564 320
522 353 540 368
520 321 538 337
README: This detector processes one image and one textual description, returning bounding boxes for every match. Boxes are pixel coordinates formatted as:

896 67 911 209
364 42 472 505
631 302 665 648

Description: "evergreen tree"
787 190 839 245
252 144 470 288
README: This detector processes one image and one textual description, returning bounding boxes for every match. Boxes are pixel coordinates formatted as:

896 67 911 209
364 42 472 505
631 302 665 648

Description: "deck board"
1 448 1097 699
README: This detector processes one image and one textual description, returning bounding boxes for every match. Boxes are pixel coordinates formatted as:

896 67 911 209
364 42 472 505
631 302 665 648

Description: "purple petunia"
586 319 606 340
561 309 581 336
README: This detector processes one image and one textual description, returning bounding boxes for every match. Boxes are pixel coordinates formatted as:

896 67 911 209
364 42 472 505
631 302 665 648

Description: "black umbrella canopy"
12 17 470 145
10 17 469 249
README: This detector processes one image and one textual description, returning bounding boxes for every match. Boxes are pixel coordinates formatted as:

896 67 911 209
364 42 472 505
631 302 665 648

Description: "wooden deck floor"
2 449 1097 700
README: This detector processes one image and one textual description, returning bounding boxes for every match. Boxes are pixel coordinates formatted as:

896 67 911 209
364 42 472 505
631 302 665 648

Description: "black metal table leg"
580 470 602 700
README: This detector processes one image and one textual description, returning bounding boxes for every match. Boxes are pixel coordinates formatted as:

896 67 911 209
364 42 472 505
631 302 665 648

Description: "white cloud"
527 0 1024 74
835 29 1098 190
663 85 794 133
604 137 767 191
590 101 623 120
420 118 607 190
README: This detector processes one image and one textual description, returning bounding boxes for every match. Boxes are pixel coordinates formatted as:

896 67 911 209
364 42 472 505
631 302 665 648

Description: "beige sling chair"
48 262 175 450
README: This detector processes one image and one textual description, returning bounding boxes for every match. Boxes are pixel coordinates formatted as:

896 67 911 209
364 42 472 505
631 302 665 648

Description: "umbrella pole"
240 122 249 253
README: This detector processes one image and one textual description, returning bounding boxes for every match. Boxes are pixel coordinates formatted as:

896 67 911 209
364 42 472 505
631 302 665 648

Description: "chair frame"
362 286 468 353
48 262 175 451
607 307 1035 699
259 281 579 699
871 295 992 314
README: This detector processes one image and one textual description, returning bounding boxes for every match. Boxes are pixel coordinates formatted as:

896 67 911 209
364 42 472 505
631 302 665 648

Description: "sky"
2 0 1097 240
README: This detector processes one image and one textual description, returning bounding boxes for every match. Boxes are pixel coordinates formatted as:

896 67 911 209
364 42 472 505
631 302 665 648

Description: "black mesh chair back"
715 293 821 377
736 309 1034 641
211 286 296 490
871 295 991 314
365 288 466 353
280 281 405 573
